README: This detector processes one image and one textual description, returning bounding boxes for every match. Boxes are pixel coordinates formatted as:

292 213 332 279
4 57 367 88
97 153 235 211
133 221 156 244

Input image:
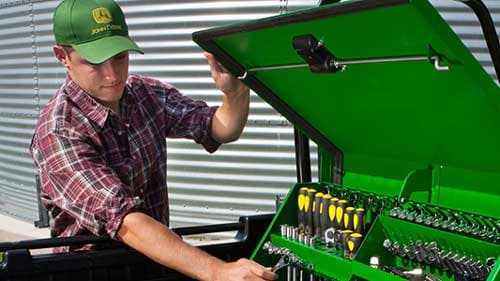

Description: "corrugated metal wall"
0 0 498 229
0 1 41 221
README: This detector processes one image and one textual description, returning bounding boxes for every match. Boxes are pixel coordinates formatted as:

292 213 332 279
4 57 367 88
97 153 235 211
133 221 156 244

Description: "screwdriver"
305 189 317 235
313 192 324 237
329 197 339 229
339 229 353 256
354 208 366 235
346 233 363 259
297 187 309 233
344 207 355 231
320 193 332 239
336 199 348 230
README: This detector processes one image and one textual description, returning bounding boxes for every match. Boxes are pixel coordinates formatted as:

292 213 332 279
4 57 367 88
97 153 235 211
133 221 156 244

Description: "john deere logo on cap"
90 7 122 35
93 8 113 24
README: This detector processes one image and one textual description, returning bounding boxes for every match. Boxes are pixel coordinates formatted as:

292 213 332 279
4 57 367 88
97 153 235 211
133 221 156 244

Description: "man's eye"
115 54 127 60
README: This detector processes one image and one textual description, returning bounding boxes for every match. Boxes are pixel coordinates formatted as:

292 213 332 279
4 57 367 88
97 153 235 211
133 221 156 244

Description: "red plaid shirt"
30 74 219 252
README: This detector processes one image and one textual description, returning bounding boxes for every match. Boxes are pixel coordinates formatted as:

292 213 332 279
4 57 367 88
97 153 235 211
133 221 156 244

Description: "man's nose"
100 60 119 81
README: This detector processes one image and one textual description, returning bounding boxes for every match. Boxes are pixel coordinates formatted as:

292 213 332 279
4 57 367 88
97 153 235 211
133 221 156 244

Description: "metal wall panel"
0 0 498 230
0 2 40 221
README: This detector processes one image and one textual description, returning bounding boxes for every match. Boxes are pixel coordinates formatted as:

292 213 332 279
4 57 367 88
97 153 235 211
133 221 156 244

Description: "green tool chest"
193 0 500 280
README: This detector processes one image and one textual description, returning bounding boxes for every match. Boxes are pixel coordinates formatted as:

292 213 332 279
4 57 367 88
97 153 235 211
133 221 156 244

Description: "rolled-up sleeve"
33 128 142 239
142 76 221 153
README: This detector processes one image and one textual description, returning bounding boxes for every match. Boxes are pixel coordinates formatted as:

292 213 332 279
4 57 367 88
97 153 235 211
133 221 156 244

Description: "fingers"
243 259 278 281
203 52 248 96
204 52 224 78
217 259 278 281
253 267 278 281
204 52 233 76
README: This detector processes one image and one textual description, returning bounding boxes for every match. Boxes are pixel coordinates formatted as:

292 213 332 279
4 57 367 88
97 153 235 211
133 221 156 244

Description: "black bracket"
319 0 341 6
34 175 49 228
292 34 342 73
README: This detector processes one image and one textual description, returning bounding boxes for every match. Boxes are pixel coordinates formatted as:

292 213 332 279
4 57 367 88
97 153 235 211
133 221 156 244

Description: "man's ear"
53 45 70 69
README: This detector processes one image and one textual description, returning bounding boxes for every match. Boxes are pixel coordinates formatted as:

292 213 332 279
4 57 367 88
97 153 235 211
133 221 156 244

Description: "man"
30 0 277 280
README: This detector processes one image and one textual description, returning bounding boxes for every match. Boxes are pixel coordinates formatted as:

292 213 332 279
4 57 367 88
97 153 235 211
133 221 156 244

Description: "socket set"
278 223 363 261
263 237 338 281
389 203 499 243
382 238 496 281
369 256 442 281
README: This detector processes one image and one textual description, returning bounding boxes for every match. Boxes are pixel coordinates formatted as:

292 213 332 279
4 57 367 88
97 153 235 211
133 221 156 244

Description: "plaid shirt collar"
63 76 136 128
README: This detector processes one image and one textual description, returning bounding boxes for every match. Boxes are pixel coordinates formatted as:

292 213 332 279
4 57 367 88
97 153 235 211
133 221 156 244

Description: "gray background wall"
0 0 498 229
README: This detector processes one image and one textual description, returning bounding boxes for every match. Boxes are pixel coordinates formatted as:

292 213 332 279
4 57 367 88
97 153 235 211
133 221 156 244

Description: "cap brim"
72 35 144 64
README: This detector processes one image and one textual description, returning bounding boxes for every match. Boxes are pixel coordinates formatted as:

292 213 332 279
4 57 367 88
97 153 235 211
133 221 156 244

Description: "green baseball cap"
53 0 144 64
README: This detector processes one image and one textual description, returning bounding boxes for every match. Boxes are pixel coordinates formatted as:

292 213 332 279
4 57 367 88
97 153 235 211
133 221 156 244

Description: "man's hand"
214 258 277 281
119 212 277 281
206 52 250 143
204 52 248 98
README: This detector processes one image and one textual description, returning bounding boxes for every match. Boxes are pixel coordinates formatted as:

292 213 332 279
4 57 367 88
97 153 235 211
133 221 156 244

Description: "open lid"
193 0 500 213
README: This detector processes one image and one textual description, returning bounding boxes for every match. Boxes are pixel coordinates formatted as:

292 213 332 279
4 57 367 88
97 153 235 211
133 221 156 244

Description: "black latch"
292 34 342 73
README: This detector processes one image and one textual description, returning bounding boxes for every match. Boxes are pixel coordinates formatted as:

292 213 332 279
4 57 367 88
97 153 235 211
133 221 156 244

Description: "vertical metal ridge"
29 1 42 117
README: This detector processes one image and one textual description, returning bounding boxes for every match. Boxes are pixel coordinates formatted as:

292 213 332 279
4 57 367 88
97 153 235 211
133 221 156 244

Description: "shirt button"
117 131 123 136
140 188 144 194
133 196 144 206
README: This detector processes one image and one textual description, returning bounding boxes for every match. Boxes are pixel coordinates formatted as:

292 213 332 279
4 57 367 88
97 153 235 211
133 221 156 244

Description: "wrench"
272 255 291 272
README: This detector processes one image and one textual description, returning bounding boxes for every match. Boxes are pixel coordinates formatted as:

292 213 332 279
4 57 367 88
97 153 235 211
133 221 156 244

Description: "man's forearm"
118 211 222 280
204 52 250 144
212 88 250 143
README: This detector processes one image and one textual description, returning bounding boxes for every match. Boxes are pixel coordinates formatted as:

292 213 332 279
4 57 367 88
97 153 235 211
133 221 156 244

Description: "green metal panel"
193 0 500 216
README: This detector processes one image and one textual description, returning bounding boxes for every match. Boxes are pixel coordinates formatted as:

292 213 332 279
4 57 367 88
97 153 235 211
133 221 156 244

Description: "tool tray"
193 0 500 280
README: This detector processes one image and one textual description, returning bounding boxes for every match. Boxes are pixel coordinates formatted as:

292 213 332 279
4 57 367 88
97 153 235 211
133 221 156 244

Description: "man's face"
54 45 129 111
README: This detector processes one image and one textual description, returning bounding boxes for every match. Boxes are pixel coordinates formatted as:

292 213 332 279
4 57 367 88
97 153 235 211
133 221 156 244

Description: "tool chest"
192 0 500 280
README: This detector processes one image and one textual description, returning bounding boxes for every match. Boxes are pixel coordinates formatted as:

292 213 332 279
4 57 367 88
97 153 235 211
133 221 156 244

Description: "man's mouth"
103 82 121 88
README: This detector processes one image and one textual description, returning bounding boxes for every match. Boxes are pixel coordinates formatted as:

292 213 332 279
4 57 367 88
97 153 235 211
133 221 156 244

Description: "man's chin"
101 87 125 98
93 92 123 108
